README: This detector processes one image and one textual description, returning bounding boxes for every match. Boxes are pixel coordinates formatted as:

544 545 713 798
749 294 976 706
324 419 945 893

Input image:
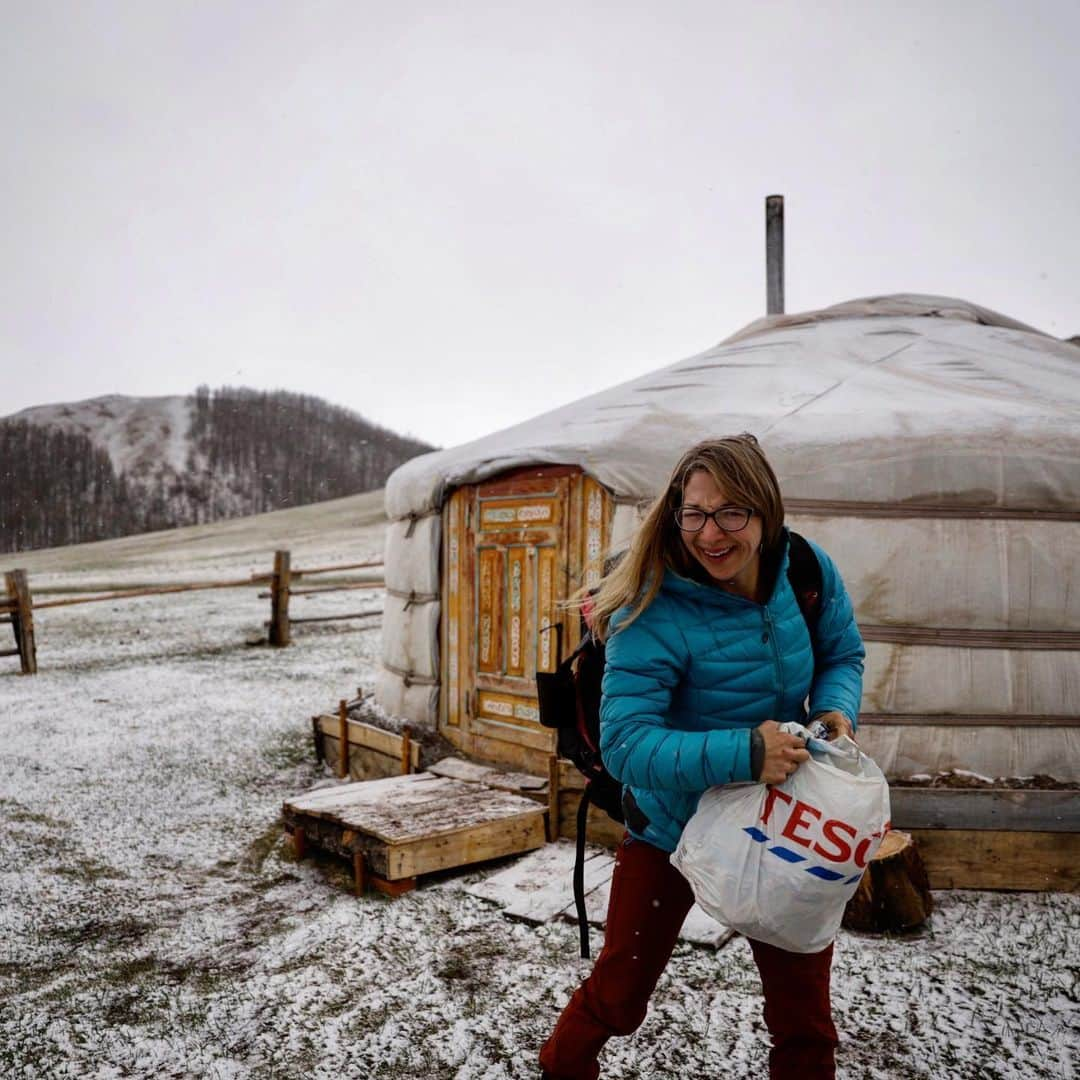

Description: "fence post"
338 698 350 779
269 550 291 646
4 570 37 675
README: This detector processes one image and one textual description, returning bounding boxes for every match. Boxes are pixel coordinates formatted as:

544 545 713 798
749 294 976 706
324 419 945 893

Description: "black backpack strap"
786 530 823 635
574 789 592 959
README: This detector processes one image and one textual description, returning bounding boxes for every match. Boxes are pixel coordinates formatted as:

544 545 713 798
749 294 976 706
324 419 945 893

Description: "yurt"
376 294 1080 785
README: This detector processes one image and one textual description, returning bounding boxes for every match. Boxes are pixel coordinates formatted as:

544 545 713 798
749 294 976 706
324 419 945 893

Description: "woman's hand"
755 720 810 784
812 710 855 742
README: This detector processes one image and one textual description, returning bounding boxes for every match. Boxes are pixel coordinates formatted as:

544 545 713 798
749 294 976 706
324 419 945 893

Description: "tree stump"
842 830 933 933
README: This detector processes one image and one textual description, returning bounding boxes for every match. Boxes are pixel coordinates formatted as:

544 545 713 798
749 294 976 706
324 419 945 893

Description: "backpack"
535 531 824 957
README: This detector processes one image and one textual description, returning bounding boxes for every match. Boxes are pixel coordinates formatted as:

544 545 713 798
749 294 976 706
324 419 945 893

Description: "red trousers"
539 835 838 1080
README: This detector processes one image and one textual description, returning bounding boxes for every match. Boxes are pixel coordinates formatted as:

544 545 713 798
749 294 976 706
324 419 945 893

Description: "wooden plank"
477 467 581 497
504 849 614 924
370 874 416 897
286 772 440 815
891 789 1080 832
428 756 547 792
342 783 543 844
258 583 383 597
468 731 554 776
329 741 404 782
466 841 613 923
910 828 1080 892
470 714 554 753
316 715 422 771
290 559 384 577
466 840 588 907
31 576 267 609
385 810 546 880
284 773 435 816
574 867 614 925
287 611 382 625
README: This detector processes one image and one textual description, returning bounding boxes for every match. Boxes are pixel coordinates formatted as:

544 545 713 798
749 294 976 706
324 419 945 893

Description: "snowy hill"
0 388 433 553
9 393 195 483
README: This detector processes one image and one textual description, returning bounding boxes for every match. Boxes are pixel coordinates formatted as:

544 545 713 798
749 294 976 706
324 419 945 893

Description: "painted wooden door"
441 467 612 772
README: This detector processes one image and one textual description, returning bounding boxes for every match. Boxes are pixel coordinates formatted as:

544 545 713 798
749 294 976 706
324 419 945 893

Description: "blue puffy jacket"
599 530 865 853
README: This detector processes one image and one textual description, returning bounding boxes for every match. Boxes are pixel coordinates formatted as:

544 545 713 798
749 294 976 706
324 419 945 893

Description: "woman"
539 434 864 1080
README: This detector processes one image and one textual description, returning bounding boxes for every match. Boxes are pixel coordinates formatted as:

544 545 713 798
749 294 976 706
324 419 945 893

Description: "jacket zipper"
763 607 785 715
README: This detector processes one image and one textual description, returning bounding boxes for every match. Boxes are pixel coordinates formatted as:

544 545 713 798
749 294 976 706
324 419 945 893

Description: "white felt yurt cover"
378 294 1080 780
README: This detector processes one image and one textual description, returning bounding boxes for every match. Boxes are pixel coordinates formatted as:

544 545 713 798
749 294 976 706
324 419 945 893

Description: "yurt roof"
386 294 1080 519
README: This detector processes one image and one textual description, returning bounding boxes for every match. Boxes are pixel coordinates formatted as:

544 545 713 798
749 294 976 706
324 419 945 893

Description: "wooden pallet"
283 769 547 896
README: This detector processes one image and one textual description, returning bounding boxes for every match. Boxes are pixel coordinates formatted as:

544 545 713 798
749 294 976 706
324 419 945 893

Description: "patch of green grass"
435 947 473 982
49 854 127 883
243 818 287 875
55 916 152 948
105 954 162 985
0 798 67 830
251 871 301 894
264 728 315 771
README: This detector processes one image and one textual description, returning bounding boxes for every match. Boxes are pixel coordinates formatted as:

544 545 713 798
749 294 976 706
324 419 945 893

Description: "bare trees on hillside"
0 389 433 554
0 422 138 551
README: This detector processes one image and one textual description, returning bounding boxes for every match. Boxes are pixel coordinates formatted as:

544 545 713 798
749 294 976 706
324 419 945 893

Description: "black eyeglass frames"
674 506 754 533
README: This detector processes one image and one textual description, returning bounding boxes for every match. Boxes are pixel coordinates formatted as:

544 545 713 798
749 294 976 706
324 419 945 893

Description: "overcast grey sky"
2 1 1077 448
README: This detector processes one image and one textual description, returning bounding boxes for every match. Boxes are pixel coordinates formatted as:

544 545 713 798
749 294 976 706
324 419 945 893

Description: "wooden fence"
1 551 383 675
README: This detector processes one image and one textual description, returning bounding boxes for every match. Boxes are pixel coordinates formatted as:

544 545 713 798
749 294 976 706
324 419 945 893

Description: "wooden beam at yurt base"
373 293 1080 896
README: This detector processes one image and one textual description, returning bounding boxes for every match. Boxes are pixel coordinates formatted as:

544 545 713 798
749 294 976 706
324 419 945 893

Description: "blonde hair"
584 434 785 640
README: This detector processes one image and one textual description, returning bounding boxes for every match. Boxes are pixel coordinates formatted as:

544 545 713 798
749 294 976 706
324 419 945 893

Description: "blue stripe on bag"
767 845 806 864
806 865 846 881
742 827 857 884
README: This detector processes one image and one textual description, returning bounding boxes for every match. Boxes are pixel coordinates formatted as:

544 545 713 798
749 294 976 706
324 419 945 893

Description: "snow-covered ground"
1 499 1077 1080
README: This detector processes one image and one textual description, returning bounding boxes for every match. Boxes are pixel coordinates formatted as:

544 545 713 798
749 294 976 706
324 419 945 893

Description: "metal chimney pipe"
766 195 785 315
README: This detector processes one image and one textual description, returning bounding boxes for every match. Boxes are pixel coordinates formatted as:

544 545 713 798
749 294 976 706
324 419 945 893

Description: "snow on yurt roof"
386 294 1080 519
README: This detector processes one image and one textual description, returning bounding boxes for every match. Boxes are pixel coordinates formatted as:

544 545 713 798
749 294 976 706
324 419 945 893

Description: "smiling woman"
677 469 765 599
538 433 865 1080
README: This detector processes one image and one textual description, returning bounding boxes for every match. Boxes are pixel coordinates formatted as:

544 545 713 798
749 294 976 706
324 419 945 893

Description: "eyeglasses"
674 506 754 533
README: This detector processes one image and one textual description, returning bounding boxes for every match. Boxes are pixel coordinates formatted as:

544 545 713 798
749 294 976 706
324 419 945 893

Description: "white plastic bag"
670 722 891 954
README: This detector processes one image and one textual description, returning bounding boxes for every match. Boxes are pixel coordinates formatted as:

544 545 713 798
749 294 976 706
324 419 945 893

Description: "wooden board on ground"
429 756 548 795
465 840 734 948
284 772 546 881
